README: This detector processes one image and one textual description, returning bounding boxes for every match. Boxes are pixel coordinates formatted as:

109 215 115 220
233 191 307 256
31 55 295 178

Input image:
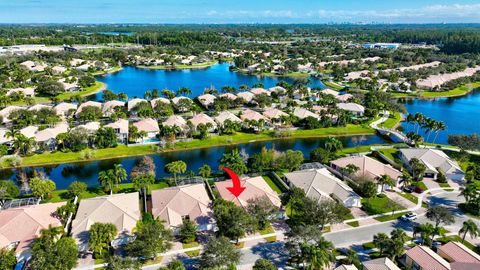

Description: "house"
269 86 286 95
171 96 191 105
399 148 465 181
76 63 91 71
405 246 450 270
102 100 125 117
322 89 340 96
52 66 67 75
71 193 141 251
363 257 401 270
336 94 354 103
190 113 217 131
28 104 52 112
127 98 148 111
6 87 35 97
0 202 66 260
58 79 80 92
437 241 480 265
240 109 268 122
334 265 358 270
151 97 171 108
163 115 188 132
132 118 159 140
20 60 46 72
214 111 242 126
250 88 270 96
214 176 282 208
150 184 214 233
105 119 129 144
236 91 255 103
218 93 237 101
331 155 403 191
337 103 365 117
76 122 101 133
20 126 38 139
54 102 77 118
76 101 102 116
262 108 288 121
284 168 362 208
197 94 216 109
70 58 85 66
0 105 22 123
416 66 480 90
293 107 320 120
34 123 69 150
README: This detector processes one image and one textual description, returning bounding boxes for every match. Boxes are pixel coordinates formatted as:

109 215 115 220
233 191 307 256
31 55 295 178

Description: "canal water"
0 135 385 189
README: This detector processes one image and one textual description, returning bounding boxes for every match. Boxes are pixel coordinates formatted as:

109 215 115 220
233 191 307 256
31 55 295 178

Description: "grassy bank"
380 112 402 129
137 61 217 70
2 124 374 168
259 72 309 77
324 81 345 90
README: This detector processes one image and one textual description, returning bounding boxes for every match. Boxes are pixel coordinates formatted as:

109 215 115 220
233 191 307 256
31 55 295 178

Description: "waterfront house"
336 93 354 103
6 87 35 97
102 100 125 117
240 109 269 123
163 115 188 132
54 102 77 118
214 111 242 126
127 98 149 111
34 123 69 151
58 78 80 92
171 96 191 105
334 265 358 270
151 97 171 108
322 89 340 96
293 107 320 120
236 91 255 103
416 66 480 90
337 103 365 117
214 176 282 208
0 106 22 124
218 93 237 101
250 88 271 96
20 126 38 139
437 241 480 265
331 155 403 191
151 184 214 233
405 246 450 270
269 86 286 95
71 193 141 251
197 94 216 109
399 148 465 181
76 101 102 116
105 119 129 144
28 104 52 112
70 58 85 66
362 257 401 270
0 202 66 260
132 118 159 141
284 168 362 208
75 121 101 134
262 107 288 126
190 113 217 131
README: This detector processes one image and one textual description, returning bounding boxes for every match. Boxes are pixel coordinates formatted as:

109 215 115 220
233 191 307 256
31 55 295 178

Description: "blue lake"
400 89 480 144
1 135 385 189
96 63 325 99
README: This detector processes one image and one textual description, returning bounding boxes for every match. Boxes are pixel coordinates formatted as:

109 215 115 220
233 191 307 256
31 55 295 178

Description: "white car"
400 212 417 221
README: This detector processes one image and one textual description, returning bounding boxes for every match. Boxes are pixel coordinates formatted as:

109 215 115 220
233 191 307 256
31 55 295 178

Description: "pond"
400 89 480 144
95 63 325 100
0 135 386 189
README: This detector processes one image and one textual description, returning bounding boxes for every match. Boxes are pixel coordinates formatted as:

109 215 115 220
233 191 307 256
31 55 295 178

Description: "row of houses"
0 175 281 261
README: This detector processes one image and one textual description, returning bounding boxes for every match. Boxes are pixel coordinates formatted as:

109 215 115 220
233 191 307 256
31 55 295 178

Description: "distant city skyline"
1 0 480 24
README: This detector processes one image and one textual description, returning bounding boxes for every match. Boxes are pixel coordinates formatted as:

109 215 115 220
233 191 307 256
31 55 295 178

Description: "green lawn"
411 181 428 191
397 192 419 205
346 221 360 227
259 72 309 77
324 81 344 90
374 212 405 222
420 82 480 98
377 148 400 163
380 112 402 129
183 242 200 257
137 61 217 70
6 125 374 168
262 176 283 194
361 195 406 215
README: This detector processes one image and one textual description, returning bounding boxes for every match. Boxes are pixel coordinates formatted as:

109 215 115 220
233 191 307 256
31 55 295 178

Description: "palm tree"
414 223 435 246
6 126 20 141
302 237 335 270
98 170 115 194
198 164 211 179
391 228 408 244
406 114 415 132
118 92 128 101
432 121 446 144
422 117 436 143
377 174 395 192
460 184 477 204
113 164 127 188
324 137 343 153
373 233 390 255
177 87 192 96
342 164 359 176
399 170 413 190
165 160 187 186
13 134 35 156
459 219 479 243
414 112 424 135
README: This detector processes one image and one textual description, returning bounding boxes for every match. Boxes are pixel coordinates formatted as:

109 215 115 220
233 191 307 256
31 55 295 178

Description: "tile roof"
263 108 288 119
76 101 102 115
362 257 401 270
34 123 69 142
127 98 148 111
71 193 141 250
197 94 216 107
151 97 171 107
236 91 255 102
133 118 160 133
102 100 125 115
331 155 402 181
190 113 217 128
438 241 480 264
335 265 358 270
163 115 188 130
400 148 463 175
0 202 65 254
215 176 281 208
218 93 237 100
105 119 129 134
240 109 268 122
337 103 365 113
214 111 242 125
284 168 360 203
250 88 270 96
406 246 450 270
151 184 213 228
293 107 319 119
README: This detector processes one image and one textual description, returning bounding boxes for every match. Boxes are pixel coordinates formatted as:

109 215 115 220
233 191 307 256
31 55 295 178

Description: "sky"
1 0 480 24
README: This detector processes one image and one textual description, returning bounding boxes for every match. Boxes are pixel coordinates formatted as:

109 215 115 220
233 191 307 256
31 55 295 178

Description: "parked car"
403 186 414 193
400 212 417 221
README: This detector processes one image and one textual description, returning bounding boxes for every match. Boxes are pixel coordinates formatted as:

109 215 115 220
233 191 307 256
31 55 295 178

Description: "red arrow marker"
223 167 246 198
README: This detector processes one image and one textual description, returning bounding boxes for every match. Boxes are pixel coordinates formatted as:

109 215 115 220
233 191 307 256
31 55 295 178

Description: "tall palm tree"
165 160 187 186
432 121 446 144
414 112 424 135
324 137 343 153
459 219 479 243
302 237 335 270
422 118 436 143
391 228 408 244
373 233 390 255
343 164 359 176
113 164 127 188
460 184 477 204
377 174 395 193
198 164 211 179
98 170 115 194
406 114 415 132
399 171 413 190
